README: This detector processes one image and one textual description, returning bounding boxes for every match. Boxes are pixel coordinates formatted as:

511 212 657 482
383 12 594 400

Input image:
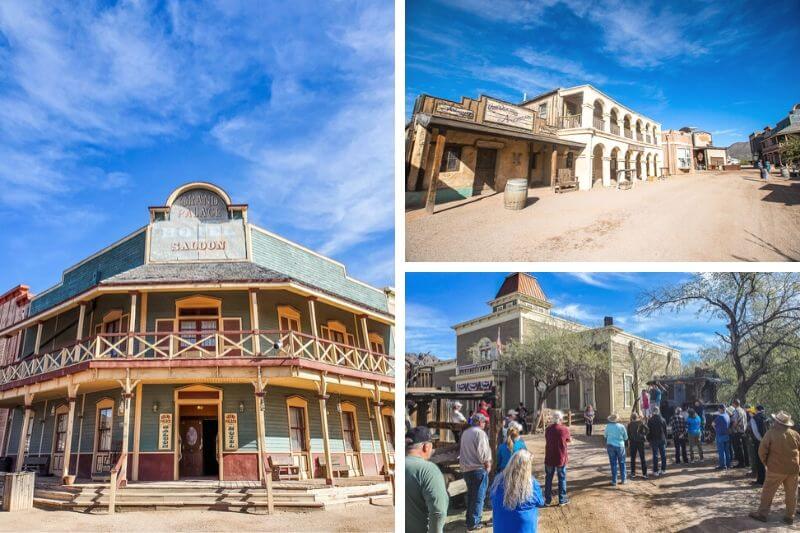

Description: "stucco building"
405 85 663 207
449 273 679 420
0 183 395 495
661 127 726 175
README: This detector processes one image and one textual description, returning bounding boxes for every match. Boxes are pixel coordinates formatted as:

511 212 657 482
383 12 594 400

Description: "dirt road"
406 170 800 262
1 501 394 532
444 426 798 532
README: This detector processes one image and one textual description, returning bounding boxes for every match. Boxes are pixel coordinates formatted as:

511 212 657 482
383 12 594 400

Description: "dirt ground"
406 169 800 262
444 424 799 532
0 501 394 532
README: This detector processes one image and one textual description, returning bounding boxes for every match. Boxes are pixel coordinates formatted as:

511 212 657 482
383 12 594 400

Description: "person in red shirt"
544 411 571 506
478 400 491 425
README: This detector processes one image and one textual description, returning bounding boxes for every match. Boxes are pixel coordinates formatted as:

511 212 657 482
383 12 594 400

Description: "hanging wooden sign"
224 413 238 450
158 413 172 450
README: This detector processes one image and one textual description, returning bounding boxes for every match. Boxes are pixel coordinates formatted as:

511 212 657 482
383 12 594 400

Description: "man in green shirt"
406 426 449 533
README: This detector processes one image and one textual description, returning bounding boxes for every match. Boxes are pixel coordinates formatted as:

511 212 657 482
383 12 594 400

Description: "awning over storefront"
417 113 586 150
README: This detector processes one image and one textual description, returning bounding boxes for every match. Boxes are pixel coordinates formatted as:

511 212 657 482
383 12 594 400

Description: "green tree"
491 326 607 431
780 135 800 167
642 273 800 403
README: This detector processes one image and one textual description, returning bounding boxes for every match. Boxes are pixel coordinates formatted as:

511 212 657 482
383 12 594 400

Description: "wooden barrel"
2 472 35 511
503 179 528 210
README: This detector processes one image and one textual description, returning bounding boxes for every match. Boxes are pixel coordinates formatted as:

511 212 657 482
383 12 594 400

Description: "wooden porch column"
127 292 138 356
424 129 447 214
308 298 320 359
254 372 268 481
15 394 34 472
359 315 370 351
119 371 135 486
550 145 559 185
249 289 261 355
61 384 79 481
316 375 334 485
76 303 86 341
372 392 391 480
132 381 143 481
33 322 43 355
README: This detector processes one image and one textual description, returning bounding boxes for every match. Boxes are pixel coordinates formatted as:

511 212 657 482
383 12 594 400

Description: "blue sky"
406 0 800 147
406 272 724 364
0 1 394 296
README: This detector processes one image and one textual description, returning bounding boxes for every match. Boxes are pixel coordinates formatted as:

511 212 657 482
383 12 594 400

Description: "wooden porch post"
359 315 370 351
15 393 34 472
76 304 86 341
316 375 334 485
120 372 134 485
308 298 320 359
61 384 79 481
132 381 143 481
33 322 43 355
250 289 261 355
424 129 447 214
254 371 268 481
550 145 559 185
371 389 391 480
127 292 138 356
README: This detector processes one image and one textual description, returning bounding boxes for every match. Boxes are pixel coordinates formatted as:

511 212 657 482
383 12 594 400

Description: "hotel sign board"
224 413 238 450
158 413 172 450
149 187 247 262
434 102 475 121
483 98 534 131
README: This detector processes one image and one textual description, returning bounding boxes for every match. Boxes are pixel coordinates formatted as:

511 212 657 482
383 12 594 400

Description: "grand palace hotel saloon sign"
0 183 395 490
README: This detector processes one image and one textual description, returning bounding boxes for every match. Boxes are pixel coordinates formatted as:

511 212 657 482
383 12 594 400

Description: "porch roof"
418 113 586 149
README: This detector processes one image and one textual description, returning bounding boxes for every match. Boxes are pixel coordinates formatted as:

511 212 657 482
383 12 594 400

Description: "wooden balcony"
456 360 496 376
560 114 581 129
0 330 394 387
593 117 605 131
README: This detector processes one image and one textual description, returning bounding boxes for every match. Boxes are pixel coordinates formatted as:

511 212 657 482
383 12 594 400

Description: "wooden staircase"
32 480 392 513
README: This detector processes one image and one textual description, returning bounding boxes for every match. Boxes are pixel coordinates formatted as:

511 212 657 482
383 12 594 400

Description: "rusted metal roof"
494 272 548 302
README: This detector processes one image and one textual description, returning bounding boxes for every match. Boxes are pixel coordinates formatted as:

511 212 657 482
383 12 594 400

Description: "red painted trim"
138 453 174 481
222 453 258 481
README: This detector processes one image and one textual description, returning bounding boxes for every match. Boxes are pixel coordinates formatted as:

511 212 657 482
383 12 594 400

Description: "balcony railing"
456 360 496 376
0 330 394 387
636 132 643 142
593 117 605 130
646 135 652 144
624 128 632 139
611 123 620 135
560 114 581 129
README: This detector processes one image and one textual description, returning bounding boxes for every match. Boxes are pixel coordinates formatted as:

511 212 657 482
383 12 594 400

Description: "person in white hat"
749 411 800 525
451 401 467 442
604 413 629 486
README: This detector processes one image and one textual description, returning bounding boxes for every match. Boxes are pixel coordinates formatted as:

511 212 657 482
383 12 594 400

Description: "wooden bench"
268 456 300 481
554 169 578 193
22 456 50 476
318 456 350 478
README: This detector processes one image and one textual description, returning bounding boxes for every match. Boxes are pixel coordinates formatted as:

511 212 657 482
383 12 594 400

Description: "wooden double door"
179 416 219 478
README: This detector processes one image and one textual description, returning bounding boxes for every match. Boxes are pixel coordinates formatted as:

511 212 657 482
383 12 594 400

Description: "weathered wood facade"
0 183 395 488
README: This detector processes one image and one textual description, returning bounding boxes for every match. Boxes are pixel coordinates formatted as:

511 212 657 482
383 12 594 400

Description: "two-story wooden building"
0 183 395 492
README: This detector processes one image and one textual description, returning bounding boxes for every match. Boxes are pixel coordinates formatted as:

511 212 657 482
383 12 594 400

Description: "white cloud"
561 272 641 289
552 302 601 323
405 302 456 358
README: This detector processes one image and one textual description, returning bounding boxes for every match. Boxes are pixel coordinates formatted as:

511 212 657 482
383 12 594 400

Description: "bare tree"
491 326 607 432
641 273 800 403
626 341 661 417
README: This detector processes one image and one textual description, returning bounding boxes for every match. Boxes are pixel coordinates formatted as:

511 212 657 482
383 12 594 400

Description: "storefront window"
289 406 308 452
97 407 112 452
677 147 691 169
341 411 357 451
440 144 462 172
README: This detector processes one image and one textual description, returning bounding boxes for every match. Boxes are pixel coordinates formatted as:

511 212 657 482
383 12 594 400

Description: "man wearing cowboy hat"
749 411 800 525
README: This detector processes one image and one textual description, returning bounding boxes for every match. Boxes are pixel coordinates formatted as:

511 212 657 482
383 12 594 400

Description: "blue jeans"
651 441 667 473
463 469 488 528
716 436 732 468
544 465 567 504
607 445 626 484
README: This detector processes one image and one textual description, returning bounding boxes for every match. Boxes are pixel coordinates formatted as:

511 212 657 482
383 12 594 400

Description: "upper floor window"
537 103 548 119
368 332 386 354
277 305 302 332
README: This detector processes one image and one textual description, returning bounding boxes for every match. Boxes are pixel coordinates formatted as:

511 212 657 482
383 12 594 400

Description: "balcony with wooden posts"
0 328 394 389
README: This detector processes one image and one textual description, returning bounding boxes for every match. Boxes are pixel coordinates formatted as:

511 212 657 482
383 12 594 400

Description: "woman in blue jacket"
714 405 732 470
497 421 526 472
491 449 544 532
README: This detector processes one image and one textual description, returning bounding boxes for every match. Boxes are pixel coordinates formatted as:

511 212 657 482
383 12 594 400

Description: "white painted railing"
0 330 394 387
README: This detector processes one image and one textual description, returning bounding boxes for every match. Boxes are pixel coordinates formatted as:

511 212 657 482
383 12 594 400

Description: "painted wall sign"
224 413 238 450
434 102 475 121
484 98 534 130
159 413 172 450
149 187 247 262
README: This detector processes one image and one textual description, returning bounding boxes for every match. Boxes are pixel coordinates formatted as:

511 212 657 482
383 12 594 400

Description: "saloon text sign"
158 413 173 450
224 413 238 450
483 98 534 130
149 187 247 262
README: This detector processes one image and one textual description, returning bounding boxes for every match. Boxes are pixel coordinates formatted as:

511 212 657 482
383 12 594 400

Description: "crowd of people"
405 393 800 532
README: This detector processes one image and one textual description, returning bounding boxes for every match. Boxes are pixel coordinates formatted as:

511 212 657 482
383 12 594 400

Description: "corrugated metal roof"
494 272 548 302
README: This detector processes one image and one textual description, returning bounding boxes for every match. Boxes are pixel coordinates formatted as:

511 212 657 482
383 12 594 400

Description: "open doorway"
179 406 220 478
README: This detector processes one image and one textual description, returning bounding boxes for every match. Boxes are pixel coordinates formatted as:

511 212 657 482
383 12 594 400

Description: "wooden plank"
424 131 447 214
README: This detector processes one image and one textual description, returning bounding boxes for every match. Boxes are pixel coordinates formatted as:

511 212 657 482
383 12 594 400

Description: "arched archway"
635 119 643 141
610 108 619 135
593 100 605 130
610 147 620 183
624 150 632 182
592 143 605 186
623 115 632 138
636 152 643 179
646 153 651 177
653 154 659 177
